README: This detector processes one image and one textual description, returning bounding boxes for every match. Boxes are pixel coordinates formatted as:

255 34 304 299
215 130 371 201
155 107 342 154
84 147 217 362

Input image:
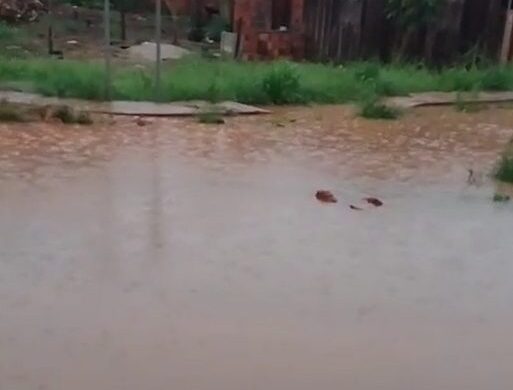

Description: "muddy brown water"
1 106 513 390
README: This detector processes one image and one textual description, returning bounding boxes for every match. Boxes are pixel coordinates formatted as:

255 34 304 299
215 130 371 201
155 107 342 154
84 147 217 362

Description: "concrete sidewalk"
386 91 513 109
0 91 270 116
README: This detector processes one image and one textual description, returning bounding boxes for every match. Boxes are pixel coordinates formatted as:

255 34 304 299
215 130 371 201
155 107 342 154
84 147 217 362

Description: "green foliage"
495 153 513 184
481 67 513 91
1 58 513 106
52 105 93 124
262 63 301 104
0 103 28 122
493 193 511 202
76 111 93 125
386 0 446 28
359 97 400 120
455 90 482 112
197 111 225 124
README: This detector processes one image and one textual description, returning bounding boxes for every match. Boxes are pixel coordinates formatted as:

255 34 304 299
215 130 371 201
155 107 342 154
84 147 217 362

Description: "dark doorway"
272 0 292 30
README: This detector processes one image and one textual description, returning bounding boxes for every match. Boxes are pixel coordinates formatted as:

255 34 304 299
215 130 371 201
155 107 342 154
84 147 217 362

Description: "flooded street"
1 106 513 390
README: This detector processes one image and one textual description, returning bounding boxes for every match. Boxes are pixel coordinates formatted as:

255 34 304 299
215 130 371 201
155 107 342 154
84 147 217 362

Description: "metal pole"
47 0 53 55
155 0 162 101
104 0 112 100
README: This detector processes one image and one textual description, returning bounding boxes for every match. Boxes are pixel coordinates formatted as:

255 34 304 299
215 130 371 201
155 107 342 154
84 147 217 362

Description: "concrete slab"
387 91 513 109
0 91 270 116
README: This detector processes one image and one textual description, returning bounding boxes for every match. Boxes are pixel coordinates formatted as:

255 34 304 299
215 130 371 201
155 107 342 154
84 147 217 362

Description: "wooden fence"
304 0 507 64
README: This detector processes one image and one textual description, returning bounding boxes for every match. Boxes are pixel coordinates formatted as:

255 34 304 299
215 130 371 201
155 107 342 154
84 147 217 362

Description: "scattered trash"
315 190 338 203
66 40 78 45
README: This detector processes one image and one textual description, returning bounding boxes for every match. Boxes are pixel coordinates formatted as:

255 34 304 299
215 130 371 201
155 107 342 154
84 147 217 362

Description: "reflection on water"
1 106 513 390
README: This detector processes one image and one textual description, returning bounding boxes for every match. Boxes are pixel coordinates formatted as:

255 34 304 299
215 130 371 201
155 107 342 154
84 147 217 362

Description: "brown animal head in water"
315 190 338 203
364 197 384 207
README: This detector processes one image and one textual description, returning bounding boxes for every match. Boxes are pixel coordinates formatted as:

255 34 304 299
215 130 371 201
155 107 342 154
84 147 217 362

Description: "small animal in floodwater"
364 197 384 207
315 190 338 203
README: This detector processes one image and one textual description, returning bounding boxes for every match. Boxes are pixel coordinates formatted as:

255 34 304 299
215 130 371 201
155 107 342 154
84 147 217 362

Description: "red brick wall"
233 0 305 60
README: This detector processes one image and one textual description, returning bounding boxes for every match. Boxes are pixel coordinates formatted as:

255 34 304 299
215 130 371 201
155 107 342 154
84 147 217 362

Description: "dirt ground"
6 3 191 61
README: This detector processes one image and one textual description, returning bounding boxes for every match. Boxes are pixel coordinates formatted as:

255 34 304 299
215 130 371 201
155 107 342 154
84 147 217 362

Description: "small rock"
315 190 337 203
136 117 149 126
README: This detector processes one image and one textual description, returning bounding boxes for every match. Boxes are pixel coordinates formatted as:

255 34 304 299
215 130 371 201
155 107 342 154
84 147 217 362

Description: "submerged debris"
315 190 338 203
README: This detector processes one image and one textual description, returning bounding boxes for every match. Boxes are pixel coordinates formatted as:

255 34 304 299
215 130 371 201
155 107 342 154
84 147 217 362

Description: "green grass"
359 97 400 119
493 193 511 202
197 111 225 124
0 103 29 122
2 57 513 105
495 154 513 183
52 105 93 124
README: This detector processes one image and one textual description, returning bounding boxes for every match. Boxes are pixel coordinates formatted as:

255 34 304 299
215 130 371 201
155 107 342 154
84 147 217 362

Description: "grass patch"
50 105 93 124
0 102 29 122
1 57 513 105
493 193 511 202
495 154 513 183
359 97 400 119
197 111 225 124
455 90 484 113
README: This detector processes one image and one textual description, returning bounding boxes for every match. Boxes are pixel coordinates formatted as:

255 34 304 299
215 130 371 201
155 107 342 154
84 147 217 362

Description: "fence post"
501 0 513 64
155 0 162 101
104 0 112 100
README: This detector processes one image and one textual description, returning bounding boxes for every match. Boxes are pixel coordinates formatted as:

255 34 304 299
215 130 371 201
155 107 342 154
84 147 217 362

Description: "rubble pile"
0 0 46 23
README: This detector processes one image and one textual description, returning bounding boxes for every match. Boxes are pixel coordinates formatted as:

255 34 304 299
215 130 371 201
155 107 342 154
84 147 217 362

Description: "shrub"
0 103 28 122
480 67 513 91
493 193 511 202
197 111 225 124
52 105 93 124
359 97 400 119
262 63 301 104
495 154 513 183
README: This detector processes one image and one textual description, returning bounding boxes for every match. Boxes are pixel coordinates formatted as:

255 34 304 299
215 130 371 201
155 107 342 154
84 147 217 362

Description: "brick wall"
233 0 305 60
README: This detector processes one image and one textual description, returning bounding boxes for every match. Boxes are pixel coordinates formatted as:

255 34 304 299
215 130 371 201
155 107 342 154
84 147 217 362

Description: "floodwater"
1 106 513 390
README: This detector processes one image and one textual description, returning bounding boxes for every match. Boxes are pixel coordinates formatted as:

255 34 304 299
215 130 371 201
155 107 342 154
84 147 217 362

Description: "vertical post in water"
104 0 112 100
155 0 162 101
